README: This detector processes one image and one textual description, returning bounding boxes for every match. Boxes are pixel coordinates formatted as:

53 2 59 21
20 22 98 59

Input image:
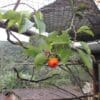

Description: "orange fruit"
48 57 59 68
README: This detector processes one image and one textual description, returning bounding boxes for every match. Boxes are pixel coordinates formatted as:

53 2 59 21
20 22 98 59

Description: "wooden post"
93 62 99 100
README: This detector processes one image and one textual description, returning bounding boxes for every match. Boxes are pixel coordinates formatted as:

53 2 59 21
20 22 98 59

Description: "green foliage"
80 42 91 54
76 3 88 11
51 43 72 63
75 11 83 19
77 49 92 68
47 31 72 63
64 28 72 34
0 10 33 32
7 20 17 28
34 11 46 33
58 48 72 64
18 17 33 33
19 11 31 19
77 26 94 37
3 10 20 21
0 13 3 20
36 35 51 51
3 10 21 28
48 31 71 44
34 53 48 67
23 45 40 57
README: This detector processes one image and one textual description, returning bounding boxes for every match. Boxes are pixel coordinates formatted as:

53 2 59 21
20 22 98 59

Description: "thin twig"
59 65 85 94
69 15 75 29
13 67 59 83
1 2 36 11
6 29 18 45
9 31 28 49
6 29 28 49
71 62 84 85
13 0 21 10
64 65 85 95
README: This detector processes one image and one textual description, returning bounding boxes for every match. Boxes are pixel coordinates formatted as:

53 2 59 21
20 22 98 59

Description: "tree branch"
6 29 17 45
0 21 35 36
6 29 28 49
13 67 59 83
13 0 21 10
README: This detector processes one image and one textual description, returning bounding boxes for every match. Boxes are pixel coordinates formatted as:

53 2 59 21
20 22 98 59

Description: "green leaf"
50 41 72 64
37 38 51 51
7 20 16 28
61 31 71 43
34 53 48 67
59 48 72 64
3 10 22 28
19 18 34 33
30 34 51 51
0 13 2 20
75 11 83 19
80 42 91 54
64 28 72 34
77 26 94 37
3 10 20 21
33 11 46 33
35 11 43 20
48 31 58 42
78 49 92 68
23 45 40 57
48 31 71 44
19 11 31 19
77 3 88 11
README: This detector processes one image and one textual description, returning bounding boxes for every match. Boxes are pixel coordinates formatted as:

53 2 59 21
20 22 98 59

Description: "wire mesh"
40 0 100 32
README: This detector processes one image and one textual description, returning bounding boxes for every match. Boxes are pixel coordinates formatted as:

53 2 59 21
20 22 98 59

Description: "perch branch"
13 67 59 83
9 31 28 49
6 29 28 49
0 21 35 36
6 29 17 45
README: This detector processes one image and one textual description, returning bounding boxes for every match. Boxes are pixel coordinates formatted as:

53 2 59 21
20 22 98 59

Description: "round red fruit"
48 58 59 68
